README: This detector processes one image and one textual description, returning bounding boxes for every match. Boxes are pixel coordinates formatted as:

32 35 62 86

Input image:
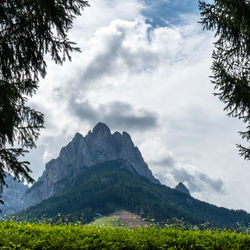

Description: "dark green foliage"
0 79 44 192
18 160 250 228
0 221 250 249
0 0 89 80
0 0 89 205
199 0 250 160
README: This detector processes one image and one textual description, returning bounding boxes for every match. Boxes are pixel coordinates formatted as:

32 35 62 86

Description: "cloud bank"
69 99 158 131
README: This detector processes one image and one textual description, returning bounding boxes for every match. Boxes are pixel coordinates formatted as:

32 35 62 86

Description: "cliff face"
25 123 160 207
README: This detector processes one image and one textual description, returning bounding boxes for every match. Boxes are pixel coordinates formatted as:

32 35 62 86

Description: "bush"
0 221 249 249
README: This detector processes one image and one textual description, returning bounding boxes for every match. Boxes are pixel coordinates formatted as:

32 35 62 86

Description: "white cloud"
69 0 143 42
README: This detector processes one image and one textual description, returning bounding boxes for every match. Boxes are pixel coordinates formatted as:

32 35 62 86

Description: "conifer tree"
199 0 250 160
0 0 89 205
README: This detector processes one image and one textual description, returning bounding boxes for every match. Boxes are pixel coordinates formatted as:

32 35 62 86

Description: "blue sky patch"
142 0 199 27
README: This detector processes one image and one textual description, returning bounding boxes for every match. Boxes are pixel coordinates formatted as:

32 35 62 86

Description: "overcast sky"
26 0 250 212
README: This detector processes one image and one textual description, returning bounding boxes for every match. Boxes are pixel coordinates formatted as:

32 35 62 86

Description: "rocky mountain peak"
175 182 191 196
25 122 160 207
92 122 111 137
121 131 134 145
72 132 84 142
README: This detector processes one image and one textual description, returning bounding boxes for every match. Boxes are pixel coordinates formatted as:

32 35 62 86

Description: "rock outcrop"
25 123 160 207
175 182 191 196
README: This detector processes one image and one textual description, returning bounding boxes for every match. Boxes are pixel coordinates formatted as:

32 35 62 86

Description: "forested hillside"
18 160 250 227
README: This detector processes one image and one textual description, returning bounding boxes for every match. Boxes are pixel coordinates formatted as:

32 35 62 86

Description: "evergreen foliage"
18 160 250 228
199 0 250 160
0 0 89 205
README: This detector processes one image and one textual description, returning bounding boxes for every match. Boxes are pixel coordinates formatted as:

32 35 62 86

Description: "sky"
26 0 250 212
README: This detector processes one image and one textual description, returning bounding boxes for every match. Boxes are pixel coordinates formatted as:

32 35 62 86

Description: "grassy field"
0 221 249 249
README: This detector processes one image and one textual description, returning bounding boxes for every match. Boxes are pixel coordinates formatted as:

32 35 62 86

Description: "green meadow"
0 221 249 249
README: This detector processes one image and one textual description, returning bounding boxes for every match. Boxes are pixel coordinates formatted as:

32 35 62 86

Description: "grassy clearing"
90 210 148 228
0 221 249 249
90 216 123 227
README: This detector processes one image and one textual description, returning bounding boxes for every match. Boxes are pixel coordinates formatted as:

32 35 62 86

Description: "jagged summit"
92 122 111 136
25 123 160 207
73 132 83 140
72 132 84 145
175 182 191 196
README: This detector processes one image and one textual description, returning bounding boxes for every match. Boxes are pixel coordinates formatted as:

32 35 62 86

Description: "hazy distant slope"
0 173 28 216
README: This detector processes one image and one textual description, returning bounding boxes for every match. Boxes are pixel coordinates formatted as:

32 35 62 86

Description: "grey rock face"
0 173 28 216
25 123 160 207
175 182 191 196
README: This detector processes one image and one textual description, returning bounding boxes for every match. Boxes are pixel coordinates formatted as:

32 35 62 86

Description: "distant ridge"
25 123 160 207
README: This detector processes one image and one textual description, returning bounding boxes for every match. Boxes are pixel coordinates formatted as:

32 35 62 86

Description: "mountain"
175 182 191 196
19 160 250 227
0 173 28 216
11 122 250 227
24 123 159 208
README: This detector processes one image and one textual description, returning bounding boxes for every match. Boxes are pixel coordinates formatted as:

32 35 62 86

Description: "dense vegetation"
0 221 249 249
18 160 250 228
